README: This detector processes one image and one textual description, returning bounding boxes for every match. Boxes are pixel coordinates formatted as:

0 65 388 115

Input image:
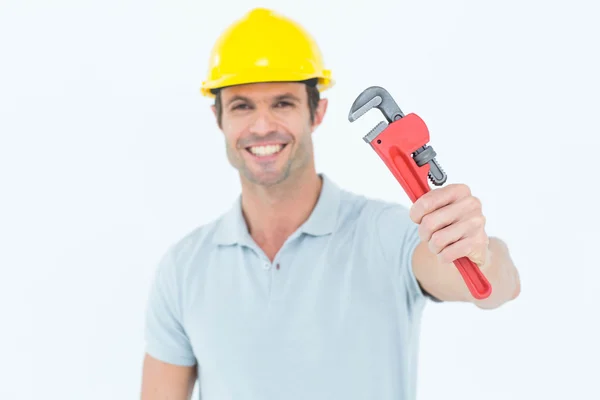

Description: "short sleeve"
375 204 442 305
144 249 197 366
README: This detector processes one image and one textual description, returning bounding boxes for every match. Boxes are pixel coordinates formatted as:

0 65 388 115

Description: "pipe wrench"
348 86 491 300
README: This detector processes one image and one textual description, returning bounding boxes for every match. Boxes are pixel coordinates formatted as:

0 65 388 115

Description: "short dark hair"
212 79 321 127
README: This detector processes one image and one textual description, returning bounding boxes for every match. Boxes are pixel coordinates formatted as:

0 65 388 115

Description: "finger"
418 196 482 243
436 237 474 265
437 231 489 265
410 183 471 224
428 212 486 255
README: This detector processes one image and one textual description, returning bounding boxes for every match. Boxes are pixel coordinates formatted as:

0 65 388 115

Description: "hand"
409 183 490 267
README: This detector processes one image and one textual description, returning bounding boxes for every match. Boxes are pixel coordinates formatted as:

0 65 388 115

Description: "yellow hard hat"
200 7 334 97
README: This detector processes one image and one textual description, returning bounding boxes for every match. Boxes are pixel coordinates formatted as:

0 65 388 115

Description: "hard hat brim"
200 68 334 97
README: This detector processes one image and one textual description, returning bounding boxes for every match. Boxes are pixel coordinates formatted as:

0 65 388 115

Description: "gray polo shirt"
144 173 436 399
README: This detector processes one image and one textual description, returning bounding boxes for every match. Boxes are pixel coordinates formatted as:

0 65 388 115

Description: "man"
140 7 520 400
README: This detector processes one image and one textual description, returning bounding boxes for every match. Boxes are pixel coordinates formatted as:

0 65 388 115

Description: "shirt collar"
212 173 341 246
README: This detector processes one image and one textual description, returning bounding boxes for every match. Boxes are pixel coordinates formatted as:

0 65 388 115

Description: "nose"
248 109 277 136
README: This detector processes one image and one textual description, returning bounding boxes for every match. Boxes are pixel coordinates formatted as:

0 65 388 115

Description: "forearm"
141 354 197 400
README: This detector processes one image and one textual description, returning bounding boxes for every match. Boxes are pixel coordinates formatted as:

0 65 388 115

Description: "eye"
275 101 294 108
231 103 250 111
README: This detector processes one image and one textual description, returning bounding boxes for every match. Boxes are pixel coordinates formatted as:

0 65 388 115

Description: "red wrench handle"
453 257 492 300
367 113 492 300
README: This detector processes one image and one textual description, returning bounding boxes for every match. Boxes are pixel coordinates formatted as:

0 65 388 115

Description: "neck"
239 169 323 256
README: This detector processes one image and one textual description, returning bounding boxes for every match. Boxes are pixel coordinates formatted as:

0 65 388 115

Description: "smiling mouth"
246 144 287 157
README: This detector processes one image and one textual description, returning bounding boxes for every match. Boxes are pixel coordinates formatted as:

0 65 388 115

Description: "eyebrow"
225 95 251 106
274 93 301 103
225 93 301 106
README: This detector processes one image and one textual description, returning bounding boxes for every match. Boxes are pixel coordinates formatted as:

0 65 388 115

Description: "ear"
311 98 328 130
210 104 222 129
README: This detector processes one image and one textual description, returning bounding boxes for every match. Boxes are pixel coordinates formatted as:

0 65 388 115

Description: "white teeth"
248 144 284 156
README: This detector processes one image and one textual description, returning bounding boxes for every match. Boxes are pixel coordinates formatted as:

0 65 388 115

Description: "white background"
1 0 599 399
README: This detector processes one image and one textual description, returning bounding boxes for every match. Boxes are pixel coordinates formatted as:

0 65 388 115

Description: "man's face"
213 82 327 187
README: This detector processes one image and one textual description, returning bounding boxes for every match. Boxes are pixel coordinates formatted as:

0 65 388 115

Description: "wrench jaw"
348 95 382 122
362 121 388 143
348 86 405 123
348 86 405 144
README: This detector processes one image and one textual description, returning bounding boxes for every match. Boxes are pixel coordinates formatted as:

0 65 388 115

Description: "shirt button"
263 262 271 270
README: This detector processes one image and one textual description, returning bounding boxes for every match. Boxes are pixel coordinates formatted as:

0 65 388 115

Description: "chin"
242 169 291 187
